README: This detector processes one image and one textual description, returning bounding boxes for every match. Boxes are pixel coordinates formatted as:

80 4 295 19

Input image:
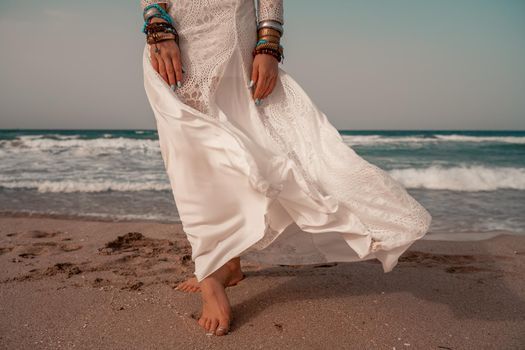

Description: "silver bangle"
257 20 284 35
143 7 164 21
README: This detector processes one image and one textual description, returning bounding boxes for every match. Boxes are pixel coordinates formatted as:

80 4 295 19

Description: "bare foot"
197 259 241 336
176 257 244 293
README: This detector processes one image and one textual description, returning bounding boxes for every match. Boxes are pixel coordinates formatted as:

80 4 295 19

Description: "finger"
158 58 169 84
254 75 269 100
250 63 259 96
162 54 177 88
172 56 183 88
261 75 276 99
150 50 160 73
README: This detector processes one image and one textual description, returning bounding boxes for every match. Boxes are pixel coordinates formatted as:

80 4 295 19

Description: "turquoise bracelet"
142 4 174 34
256 39 283 49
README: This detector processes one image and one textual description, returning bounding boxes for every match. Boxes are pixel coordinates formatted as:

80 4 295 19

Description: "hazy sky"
1 0 524 130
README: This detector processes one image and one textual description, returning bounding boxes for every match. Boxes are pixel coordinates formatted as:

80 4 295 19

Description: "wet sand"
1 215 524 349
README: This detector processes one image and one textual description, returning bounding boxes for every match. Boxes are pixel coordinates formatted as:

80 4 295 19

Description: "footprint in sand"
399 251 512 274
92 232 194 288
6 230 82 259
24 230 62 239
0 246 14 255
7 262 83 282
15 245 46 259
59 243 83 252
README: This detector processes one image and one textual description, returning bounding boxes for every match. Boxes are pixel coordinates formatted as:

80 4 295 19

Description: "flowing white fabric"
142 0 432 282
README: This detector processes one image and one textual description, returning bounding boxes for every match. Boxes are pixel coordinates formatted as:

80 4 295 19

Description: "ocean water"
1 129 524 237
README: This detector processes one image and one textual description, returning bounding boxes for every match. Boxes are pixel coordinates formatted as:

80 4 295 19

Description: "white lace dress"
141 0 432 282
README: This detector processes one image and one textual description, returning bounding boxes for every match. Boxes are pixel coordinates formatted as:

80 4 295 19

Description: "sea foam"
388 165 525 191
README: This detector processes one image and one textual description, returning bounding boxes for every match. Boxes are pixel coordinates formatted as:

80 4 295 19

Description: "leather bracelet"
145 22 177 34
146 27 177 35
147 32 179 45
147 32 176 42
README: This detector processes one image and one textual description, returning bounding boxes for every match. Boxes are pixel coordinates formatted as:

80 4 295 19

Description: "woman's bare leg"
176 257 244 293
197 258 241 336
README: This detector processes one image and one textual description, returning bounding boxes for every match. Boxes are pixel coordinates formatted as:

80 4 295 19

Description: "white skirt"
142 0 432 281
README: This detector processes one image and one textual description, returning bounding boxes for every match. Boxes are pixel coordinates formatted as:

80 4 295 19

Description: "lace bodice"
140 0 283 24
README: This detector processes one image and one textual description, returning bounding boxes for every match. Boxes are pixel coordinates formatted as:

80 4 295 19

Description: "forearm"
256 0 283 24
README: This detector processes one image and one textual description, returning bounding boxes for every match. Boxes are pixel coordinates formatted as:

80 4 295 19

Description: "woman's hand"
149 19 183 90
250 54 279 104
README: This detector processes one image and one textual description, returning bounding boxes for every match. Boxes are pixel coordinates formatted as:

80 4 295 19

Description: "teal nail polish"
255 98 262 106
181 65 186 74
170 84 176 91
177 81 182 88
248 80 254 89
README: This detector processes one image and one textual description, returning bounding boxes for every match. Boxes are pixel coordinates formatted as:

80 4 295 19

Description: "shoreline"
2 211 522 242
1 215 524 349
0 210 181 225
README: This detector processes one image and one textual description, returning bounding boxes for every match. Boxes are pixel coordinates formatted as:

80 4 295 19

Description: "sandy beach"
0 215 524 349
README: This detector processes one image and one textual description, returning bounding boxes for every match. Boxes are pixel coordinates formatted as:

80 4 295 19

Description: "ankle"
225 257 241 272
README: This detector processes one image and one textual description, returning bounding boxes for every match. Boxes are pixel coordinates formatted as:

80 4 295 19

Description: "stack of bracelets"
253 19 284 63
142 4 179 47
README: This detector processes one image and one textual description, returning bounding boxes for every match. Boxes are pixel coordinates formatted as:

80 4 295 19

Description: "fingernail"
170 84 176 91
255 98 263 106
182 65 186 74
177 81 182 88
248 80 254 88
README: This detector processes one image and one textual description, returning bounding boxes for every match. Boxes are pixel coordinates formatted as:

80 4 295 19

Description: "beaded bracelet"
254 42 284 63
256 39 283 49
252 48 282 63
255 43 283 54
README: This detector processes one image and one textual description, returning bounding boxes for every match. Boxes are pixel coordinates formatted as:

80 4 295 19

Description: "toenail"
216 326 228 335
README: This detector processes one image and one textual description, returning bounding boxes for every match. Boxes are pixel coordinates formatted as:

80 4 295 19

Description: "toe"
209 319 219 335
198 317 207 329
205 319 213 333
215 318 229 336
